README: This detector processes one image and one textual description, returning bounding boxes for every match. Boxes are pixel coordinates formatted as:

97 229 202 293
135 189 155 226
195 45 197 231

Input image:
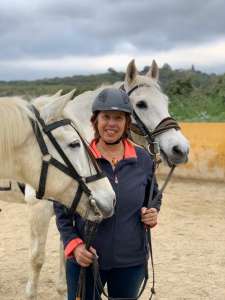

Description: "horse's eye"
136 100 148 109
69 140 81 148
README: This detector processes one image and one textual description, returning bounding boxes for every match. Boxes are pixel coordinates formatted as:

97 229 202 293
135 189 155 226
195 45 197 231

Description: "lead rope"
147 164 176 300
76 220 99 300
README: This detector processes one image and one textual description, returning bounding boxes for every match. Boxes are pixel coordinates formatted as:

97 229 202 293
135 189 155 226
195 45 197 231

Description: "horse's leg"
26 200 54 300
56 240 67 300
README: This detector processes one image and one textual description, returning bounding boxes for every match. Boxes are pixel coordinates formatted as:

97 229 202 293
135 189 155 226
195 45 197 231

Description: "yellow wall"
158 123 225 182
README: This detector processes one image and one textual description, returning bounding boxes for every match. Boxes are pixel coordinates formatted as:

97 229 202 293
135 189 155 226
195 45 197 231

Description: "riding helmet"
92 88 133 114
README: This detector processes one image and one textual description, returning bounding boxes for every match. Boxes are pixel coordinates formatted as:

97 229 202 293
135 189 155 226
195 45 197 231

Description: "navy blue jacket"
54 141 162 270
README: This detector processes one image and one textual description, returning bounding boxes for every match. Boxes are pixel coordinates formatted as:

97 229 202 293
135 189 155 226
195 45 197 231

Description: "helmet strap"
104 136 123 145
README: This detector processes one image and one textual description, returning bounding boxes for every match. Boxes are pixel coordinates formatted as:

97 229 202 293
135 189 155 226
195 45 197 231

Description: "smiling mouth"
105 129 117 135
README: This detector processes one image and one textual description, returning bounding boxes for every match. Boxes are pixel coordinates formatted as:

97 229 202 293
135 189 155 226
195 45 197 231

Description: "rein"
126 84 178 299
29 104 106 216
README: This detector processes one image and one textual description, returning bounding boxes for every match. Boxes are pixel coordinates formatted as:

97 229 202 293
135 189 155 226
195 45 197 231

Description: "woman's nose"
107 118 116 126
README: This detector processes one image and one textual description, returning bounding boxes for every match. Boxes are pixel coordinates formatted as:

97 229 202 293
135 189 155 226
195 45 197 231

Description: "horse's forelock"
136 74 161 90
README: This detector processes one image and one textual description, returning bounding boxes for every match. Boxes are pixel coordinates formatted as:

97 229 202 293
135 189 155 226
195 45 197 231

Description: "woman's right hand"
73 244 97 267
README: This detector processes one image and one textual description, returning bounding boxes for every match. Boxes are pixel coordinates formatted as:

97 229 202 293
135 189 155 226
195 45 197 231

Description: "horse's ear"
147 60 159 81
53 89 63 97
125 59 137 84
63 88 76 100
41 89 76 121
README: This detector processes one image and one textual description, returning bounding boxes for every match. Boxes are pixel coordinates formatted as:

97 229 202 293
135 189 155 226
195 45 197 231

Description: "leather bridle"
122 83 181 161
29 105 106 216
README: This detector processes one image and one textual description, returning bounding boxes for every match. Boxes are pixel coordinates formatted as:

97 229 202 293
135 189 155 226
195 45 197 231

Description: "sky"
1 0 225 80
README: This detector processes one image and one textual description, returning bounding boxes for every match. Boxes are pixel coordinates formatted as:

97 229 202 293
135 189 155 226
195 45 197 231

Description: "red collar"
89 139 137 159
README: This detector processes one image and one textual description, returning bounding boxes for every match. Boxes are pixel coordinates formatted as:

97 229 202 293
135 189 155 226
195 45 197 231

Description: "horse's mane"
0 97 34 165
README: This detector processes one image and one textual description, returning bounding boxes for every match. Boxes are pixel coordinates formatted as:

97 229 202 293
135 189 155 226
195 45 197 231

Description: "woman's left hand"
141 207 158 228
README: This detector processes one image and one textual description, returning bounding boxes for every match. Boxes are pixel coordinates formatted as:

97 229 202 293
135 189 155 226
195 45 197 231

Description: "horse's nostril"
172 145 183 156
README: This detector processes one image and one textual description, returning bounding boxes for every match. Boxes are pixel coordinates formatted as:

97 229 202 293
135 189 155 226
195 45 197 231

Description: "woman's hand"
73 244 97 267
141 207 158 228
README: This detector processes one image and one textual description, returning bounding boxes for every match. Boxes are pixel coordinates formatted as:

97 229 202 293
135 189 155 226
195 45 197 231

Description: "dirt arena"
0 178 224 300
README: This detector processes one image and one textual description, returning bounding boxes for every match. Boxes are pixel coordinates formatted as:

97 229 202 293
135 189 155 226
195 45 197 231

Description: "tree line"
0 64 224 121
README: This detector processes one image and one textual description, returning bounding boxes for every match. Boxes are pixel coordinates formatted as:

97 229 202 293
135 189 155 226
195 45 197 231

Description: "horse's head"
124 59 189 166
32 91 115 221
0 92 115 222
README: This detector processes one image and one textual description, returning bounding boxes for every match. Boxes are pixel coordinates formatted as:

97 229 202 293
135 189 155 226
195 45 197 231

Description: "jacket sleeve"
53 201 83 256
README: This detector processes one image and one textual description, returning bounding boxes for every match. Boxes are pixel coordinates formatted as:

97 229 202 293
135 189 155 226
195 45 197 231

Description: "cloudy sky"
1 0 225 80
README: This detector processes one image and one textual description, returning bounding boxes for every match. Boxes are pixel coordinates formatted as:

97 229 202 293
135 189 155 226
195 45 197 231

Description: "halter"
29 105 106 216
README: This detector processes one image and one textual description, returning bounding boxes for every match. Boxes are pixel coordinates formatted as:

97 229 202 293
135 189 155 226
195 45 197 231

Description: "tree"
107 67 117 74
162 63 172 71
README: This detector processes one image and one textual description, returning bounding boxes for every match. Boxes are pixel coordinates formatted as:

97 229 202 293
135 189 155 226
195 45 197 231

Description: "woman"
54 88 162 300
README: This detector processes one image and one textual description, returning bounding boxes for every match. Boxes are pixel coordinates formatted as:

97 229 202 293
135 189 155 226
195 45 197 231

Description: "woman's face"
97 111 126 143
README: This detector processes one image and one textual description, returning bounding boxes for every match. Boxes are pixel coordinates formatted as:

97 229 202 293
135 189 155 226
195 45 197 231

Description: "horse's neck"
0 137 36 186
0 161 22 182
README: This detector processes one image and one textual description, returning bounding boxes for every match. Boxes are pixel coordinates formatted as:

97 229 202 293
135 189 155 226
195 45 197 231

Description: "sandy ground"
0 178 225 300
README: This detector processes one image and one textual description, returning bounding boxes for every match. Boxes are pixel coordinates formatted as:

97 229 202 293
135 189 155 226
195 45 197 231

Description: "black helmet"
92 88 133 114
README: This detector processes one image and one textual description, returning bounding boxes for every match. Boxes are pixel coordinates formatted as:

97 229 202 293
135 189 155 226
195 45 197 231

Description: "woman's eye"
68 140 81 148
136 100 148 109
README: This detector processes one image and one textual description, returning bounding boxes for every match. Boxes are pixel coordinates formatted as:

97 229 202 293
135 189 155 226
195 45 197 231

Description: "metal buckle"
42 154 52 162
147 142 160 156
88 195 103 221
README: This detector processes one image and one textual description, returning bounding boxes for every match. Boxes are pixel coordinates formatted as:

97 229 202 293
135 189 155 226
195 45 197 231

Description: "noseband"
29 105 106 215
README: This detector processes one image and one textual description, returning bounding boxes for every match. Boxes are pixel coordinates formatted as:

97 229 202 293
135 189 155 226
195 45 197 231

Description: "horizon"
1 1 225 81
0 62 224 82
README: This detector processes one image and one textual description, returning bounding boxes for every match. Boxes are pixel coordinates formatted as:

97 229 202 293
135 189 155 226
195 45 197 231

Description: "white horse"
66 59 189 165
0 91 115 219
0 59 190 299
0 91 117 299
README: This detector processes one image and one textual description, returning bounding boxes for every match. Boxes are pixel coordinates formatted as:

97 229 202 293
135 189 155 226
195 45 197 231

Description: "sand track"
0 178 225 300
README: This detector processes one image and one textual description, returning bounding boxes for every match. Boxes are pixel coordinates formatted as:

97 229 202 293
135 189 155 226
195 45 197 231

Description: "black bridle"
29 105 106 216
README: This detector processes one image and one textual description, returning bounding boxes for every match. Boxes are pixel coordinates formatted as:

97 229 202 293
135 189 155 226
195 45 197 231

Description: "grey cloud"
1 0 225 58
0 0 225 79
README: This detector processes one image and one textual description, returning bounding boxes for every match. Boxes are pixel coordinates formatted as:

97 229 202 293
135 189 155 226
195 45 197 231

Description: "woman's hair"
90 111 132 140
